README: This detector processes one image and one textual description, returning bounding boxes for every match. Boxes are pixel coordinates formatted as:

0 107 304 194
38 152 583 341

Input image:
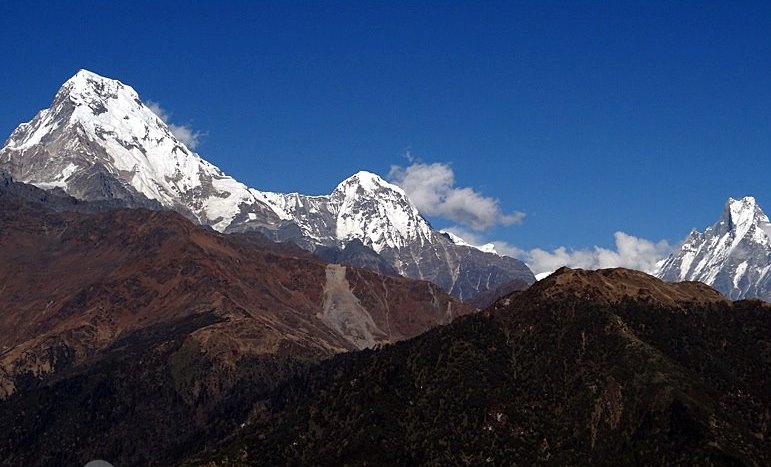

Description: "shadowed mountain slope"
193 268 770 466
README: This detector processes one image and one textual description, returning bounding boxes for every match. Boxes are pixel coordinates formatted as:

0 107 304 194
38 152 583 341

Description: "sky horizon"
1 1 769 273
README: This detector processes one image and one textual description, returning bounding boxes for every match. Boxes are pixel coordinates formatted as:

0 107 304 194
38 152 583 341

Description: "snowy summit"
657 196 771 300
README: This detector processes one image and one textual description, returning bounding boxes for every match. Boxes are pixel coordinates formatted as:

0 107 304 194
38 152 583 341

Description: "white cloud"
490 240 527 259
389 161 524 231
167 124 201 150
398 167 672 276
145 100 202 150
145 101 168 121
443 228 672 278
522 232 672 276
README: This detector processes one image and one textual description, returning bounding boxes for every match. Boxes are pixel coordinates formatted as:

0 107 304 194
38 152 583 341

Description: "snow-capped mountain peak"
335 170 398 193
332 171 433 252
2 69 271 231
722 196 770 245
63 69 138 105
9 69 160 153
657 195 771 300
254 170 435 252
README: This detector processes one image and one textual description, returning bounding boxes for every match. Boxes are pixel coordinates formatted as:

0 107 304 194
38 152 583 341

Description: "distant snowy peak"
9 69 166 152
256 171 434 252
335 171 399 194
61 69 139 111
440 230 498 254
2 69 271 231
657 195 771 301
722 196 770 245
332 171 433 252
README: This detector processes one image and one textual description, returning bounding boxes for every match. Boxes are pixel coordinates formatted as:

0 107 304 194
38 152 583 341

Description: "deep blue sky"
1 1 769 252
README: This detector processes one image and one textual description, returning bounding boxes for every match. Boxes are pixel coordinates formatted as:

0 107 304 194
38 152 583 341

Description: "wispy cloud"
146 100 203 150
389 160 524 231
145 101 167 122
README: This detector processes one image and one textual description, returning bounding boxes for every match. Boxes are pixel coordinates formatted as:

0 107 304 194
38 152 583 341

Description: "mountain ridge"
0 69 535 299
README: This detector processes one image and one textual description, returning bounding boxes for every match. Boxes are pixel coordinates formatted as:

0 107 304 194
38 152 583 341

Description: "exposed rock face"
658 196 771 300
1 170 161 212
0 70 287 231
0 70 535 299
193 268 771 466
